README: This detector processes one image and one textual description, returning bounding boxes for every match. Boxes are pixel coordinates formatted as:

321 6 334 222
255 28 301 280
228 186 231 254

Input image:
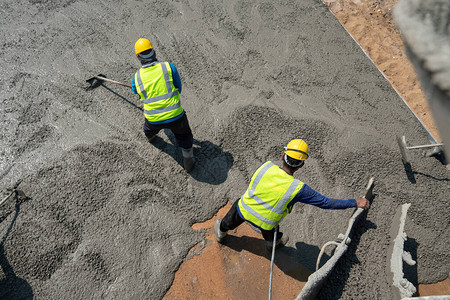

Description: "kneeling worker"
132 38 195 172
214 139 370 248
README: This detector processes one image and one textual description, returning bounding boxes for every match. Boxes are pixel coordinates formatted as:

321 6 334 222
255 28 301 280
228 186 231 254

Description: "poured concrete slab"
0 0 448 299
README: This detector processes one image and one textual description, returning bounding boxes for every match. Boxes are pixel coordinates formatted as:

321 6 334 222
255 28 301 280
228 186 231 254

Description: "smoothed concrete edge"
387 203 416 300
296 208 364 299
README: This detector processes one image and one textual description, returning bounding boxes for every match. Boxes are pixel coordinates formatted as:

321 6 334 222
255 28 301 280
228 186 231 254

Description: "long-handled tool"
86 74 143 112
396 135 444 163
268 227 278 300
86 74 131 90
1 181 26 206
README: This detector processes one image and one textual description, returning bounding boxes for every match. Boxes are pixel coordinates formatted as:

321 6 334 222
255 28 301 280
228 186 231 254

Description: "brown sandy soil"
418 278 450 296
164 203 311 300
166 202 448 299
322 0 441 142
164 1 448 299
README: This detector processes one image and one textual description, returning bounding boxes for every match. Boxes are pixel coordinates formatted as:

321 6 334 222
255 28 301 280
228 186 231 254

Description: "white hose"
316 241 340 271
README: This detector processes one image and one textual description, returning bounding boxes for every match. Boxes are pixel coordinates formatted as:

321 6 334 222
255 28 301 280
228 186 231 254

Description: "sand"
0 0 448 299
323 0 441 142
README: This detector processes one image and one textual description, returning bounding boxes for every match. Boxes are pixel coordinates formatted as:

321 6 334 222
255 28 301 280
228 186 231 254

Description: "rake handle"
1 190 15 206
95 76 132 88
406 143 444 150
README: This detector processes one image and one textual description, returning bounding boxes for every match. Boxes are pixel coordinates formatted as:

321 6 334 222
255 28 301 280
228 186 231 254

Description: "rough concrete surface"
0 0 448 299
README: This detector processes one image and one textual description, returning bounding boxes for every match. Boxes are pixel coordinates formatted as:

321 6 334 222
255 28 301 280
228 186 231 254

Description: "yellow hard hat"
284 139 309 161
134 38 153 55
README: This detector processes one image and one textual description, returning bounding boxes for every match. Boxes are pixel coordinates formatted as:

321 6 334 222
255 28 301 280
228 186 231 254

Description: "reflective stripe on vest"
144 103 181 115
136 63 180 104
238 161 304 230
134 62 183 122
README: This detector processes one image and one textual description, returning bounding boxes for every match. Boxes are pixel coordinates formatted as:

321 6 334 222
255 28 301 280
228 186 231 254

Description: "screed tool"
396 135 444 163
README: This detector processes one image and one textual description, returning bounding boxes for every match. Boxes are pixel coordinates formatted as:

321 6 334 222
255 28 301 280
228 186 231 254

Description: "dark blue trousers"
143 113 193 149
220 199 283 242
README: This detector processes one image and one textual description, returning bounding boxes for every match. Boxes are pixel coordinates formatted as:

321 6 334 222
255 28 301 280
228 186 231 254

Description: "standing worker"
132 38 195 172
214 139 370 249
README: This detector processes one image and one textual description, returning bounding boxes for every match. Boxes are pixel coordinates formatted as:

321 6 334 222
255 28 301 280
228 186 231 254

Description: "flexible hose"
316 241 340 271
315 208 362 271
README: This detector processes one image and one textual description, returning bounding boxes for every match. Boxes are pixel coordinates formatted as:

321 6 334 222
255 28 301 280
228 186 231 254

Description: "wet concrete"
0 0 448 299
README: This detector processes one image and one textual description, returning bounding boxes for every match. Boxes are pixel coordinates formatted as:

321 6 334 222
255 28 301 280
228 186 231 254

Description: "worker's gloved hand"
356 197 370 209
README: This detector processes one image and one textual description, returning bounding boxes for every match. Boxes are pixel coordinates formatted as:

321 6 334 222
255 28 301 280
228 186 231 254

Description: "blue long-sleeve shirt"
131 61 182 94
288 184 357 210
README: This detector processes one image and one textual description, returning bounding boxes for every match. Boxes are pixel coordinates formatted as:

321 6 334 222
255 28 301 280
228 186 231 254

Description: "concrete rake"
396 135 444 164
86 74 131 90
1 181 26 206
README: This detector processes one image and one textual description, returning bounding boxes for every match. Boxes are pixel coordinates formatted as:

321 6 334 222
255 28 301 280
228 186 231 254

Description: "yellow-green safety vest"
238 161 305 230
134 62 183 123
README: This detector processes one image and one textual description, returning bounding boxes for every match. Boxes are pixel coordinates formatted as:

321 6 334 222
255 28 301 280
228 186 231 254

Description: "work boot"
214 219 227 243
265 234 289 251
181 147 195 172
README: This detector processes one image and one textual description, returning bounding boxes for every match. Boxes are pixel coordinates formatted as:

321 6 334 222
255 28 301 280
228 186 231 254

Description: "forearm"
317 197 357 209
294 184 357 210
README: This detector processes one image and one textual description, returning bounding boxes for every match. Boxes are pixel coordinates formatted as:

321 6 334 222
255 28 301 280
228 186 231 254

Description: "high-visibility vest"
238 161 305 230
134 62 183 123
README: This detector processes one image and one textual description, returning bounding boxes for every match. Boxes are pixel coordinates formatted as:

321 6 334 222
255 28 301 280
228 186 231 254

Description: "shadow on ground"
223 235 319 282
403 161 450 184
404 237 420 296
99 84 143 112
85 83 234 184
0 196 33 300
316 216 377 299
316 189 378 299
152 130 234 185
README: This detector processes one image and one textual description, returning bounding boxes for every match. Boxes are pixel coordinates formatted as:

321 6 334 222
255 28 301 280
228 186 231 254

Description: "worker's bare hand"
356 197 370 209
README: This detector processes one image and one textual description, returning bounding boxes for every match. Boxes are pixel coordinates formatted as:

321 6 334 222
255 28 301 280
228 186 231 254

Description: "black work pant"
143 113 193 149
220 199 284 242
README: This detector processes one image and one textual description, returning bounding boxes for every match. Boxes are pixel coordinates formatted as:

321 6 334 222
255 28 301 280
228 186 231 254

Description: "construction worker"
214 139 370 249
132 38 195 172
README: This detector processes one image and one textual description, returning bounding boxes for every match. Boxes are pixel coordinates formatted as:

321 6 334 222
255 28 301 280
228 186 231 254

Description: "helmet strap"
138 49 155 59
284 153 304 168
